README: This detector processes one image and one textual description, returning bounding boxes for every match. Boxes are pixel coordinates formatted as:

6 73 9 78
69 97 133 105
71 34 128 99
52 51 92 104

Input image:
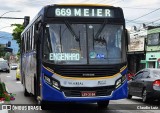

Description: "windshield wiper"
64 21 81 50
64 21 80 42
94 21 107 39
93 21 107 49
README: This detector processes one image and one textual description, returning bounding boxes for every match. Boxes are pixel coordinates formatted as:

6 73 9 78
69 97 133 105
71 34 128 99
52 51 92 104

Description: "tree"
12 24 24 59
12 24 24 48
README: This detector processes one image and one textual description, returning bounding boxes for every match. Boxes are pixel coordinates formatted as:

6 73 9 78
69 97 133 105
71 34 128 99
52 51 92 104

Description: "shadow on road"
41 102 108 113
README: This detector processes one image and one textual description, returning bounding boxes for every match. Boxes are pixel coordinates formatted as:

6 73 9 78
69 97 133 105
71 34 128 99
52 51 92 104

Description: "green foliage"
12 24 24 58
0 47 5 57
12 24 24 49
0 82 7 97
4 52 11 61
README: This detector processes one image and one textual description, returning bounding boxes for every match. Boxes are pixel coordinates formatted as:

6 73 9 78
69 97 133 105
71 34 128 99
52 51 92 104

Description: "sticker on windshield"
96 54 105 59
49 53 80 61
89 52 96 58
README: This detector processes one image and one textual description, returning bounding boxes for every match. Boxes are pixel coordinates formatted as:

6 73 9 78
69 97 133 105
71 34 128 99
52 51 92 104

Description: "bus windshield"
43 22 125 65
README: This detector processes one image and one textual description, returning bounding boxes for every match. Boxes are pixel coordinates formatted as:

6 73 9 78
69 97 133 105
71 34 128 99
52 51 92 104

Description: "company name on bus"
49 53 80 61
55 8 114 18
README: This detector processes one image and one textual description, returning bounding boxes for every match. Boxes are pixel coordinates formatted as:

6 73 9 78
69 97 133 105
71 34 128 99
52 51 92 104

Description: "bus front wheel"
97 100 109 109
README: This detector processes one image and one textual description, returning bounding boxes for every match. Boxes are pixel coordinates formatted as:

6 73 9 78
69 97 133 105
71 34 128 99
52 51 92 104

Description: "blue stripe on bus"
120 68 128 75
42 66 53 77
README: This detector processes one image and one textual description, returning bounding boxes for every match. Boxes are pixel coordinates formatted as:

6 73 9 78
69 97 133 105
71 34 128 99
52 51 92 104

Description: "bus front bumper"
41 80 128 103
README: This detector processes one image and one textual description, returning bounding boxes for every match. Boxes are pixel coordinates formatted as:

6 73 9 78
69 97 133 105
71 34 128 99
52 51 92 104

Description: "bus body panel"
41 78 127 102
41 65 128 102
21 51 37 95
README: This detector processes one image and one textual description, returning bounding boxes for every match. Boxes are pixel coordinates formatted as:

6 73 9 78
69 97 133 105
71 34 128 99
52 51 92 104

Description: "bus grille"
61 86 115 97
54 65 121 77
42 62 126 77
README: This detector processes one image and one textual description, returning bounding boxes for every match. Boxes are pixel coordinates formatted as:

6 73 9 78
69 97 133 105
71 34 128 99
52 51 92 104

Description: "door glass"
134 72 143 80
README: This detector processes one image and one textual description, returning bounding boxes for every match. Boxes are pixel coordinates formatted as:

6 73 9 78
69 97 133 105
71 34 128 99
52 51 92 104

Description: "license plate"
81 91 96 97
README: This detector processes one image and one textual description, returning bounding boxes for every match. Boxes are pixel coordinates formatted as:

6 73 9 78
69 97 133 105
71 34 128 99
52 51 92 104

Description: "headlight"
115 75 126 88
115 78 121 88
44 76 51 85
52 80 60 90
44 75 60 90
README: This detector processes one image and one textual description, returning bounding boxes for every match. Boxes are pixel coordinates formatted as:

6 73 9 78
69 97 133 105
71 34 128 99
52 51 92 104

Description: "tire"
97 100 109 109
142 89 149 103
127 94 132 99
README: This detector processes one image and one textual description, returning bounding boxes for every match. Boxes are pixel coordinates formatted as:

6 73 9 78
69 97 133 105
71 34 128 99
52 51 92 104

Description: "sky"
0 0 160 33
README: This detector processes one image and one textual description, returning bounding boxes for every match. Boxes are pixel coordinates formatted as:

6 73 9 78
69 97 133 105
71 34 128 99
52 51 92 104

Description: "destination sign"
49 53 80 61
54 7 114 18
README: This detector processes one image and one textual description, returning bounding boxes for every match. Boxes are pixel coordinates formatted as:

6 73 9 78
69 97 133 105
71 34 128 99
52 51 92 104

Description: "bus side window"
32 25 35 50
29 28 32 51
24 34 27 53
21 36 24 54
26 31 29 52
33 24 37 50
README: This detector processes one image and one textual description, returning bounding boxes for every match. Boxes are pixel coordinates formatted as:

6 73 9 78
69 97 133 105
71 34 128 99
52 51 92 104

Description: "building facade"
144 26 160 68
127 28 147 73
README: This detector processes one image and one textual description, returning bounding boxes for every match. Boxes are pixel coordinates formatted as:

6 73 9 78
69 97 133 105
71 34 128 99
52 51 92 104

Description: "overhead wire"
146 18 160 25
126 8 160 23
1 0 160 31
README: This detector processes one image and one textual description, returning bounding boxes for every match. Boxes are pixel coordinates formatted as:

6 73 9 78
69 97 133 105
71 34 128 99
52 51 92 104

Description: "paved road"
0 70 160 113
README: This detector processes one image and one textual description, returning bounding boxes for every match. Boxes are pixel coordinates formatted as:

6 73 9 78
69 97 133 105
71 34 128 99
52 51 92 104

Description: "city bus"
20 4 128 108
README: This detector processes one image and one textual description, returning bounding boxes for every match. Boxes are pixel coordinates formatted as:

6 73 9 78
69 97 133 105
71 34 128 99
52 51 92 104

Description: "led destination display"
54 8 114 18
